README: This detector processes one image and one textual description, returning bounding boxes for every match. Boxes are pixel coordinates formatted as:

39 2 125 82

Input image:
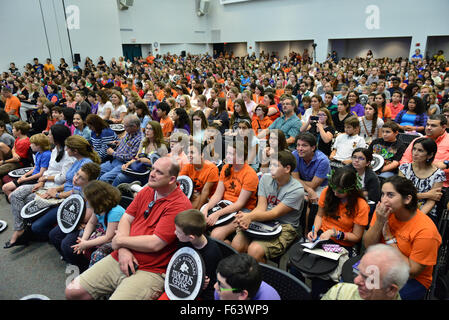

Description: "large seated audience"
1 48 449 300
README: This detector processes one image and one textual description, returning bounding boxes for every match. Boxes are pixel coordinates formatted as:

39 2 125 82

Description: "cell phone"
128 262 139 275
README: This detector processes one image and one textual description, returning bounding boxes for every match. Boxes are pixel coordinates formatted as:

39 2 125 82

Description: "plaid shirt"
113 130 144 163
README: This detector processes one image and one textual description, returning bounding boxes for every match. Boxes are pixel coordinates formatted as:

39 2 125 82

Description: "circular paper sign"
20 294 50 300
20 200 51 220
57 194 86 234
177 175 193 199
0 220 7 233
8 167 34 178
201 200 236 226
165 247 205 300
371 154 385 172
245 221 282 239
149 153 161 165
110 124 125 132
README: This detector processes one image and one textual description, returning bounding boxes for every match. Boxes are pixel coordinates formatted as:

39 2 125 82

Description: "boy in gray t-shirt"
0 121 16 159
231 151 304 262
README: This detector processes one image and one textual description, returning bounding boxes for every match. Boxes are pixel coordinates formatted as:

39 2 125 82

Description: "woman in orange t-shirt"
179 143 219 210
201 138 258 241
252 85 264 105
226 87 239 114
308 166 369 251
251 104 273 136
304 166 369 299
363 176 441 300
374 92 392 121
263 93 281 121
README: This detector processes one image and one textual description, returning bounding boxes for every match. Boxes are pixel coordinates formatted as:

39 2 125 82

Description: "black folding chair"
210 238 239 258
119 196 134 210
259 263 311 300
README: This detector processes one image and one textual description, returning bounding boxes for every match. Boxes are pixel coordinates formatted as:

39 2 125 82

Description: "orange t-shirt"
5 96 21 117
370 209 441 289
179 160 219 195
146 55 155 64
252 116 273 136
160 116 174 137
378 105 392 120
219 163 258 210
227 99 234 113
156 90 165 102
268 104 281 121
252 94 264 104
275 89 285 99
318 187 370 247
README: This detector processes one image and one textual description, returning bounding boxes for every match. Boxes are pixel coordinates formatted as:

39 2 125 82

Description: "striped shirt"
90 128 117 161
113 130 144 163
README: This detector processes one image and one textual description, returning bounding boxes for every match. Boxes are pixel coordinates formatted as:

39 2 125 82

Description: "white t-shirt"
97 101 113 119
332 134 367 162
42 148 76 188
111 104 127 120
359 117 384 144
245 100 258 118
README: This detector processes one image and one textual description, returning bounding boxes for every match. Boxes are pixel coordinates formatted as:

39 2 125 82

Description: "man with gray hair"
321 244 410 300
99 115 144 184
66 156 192 300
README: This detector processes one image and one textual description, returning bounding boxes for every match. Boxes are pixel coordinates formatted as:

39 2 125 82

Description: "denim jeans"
31 206 59 241
399 278 427 300
49 225 89 272
99 159 126 184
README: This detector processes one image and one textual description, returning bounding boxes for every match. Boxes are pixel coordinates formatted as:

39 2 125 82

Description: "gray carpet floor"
0 195 67 300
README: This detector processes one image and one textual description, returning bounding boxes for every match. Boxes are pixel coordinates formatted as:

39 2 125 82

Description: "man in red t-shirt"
66 157 192 300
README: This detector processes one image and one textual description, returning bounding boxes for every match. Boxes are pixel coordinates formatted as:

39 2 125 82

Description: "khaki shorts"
79 255 165 300
243 223 298 260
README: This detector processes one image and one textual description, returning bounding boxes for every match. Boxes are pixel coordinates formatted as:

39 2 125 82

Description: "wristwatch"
55 192 60 199
385 238 397 245
444 160 449 169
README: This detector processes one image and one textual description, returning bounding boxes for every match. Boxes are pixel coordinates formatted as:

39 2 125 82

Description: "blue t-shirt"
33 150 52 175
292 149 330 187
399 113 417 126
268 114 302 146
74 126 92 142
95 205 125 230
63 158 92 192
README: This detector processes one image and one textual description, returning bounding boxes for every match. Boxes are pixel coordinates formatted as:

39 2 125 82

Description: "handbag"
128 160 152 173
289 241 349 282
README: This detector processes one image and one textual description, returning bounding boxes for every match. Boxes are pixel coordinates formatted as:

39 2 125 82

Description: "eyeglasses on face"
351 156 366 162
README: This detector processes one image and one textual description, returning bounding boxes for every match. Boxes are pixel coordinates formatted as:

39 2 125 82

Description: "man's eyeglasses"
143 200 156 219
216 281 242 293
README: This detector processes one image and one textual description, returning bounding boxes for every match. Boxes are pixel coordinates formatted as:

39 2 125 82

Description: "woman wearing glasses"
114 121 169 187
348 148 381 206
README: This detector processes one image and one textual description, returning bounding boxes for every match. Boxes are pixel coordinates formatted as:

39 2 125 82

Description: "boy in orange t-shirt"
2 87 21 120
156 102 174 139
